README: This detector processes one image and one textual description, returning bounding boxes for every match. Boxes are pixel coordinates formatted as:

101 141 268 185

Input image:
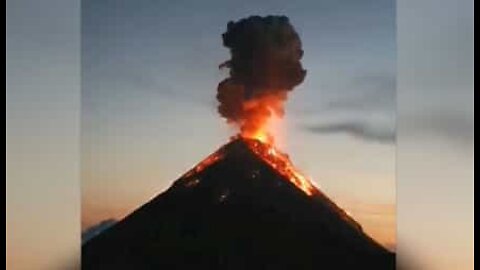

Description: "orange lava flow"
183 151 224 179
243 136 317 196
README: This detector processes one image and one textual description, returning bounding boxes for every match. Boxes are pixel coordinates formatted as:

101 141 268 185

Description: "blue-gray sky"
82 0 396 144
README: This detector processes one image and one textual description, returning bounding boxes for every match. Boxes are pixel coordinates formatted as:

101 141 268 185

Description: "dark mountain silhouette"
82 138 395 269
82 219 117 244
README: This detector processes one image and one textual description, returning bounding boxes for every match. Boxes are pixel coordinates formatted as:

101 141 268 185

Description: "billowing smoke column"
217 15 306 143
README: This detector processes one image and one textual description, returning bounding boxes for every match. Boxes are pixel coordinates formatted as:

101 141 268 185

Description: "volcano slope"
82 138 395 270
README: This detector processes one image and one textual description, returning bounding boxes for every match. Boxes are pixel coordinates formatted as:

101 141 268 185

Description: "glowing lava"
234 92 286 146
239 135 317 196
185 134 317 196
251 130 272 144
183 151 224 179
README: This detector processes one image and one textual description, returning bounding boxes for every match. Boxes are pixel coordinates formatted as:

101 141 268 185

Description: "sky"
396 0 473 267
7 0 472 269
81 0 396 249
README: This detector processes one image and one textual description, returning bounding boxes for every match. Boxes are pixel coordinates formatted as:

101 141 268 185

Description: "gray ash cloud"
216 15 306 134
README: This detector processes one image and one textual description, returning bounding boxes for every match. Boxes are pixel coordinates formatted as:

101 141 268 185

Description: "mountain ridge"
82 138 395 269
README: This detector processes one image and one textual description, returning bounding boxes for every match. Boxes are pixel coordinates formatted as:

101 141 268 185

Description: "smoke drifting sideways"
217 15 306 142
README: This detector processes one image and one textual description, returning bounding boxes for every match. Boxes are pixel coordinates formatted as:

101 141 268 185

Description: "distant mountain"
82 219 117 244
82 138 395 269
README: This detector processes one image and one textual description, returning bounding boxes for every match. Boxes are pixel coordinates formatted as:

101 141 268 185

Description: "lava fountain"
214 15 316 195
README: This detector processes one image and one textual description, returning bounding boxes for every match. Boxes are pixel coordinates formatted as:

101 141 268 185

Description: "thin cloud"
305 121 395 144
303 72 396 144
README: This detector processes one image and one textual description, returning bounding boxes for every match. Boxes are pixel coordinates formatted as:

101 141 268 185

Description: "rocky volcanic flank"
82 138 395 270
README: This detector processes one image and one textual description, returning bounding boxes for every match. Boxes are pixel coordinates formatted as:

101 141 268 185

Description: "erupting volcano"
214 15 316 197
216 15 306 146
82 137 394 269
82 15 395 270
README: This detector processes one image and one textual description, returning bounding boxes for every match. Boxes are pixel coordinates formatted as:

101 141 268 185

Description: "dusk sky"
81 0 396 249
7 0 472 268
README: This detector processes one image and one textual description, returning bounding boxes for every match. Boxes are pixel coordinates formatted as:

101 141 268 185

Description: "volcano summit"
82 138 395 269
83 15 395 270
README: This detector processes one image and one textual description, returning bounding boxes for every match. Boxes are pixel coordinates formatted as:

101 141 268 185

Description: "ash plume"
217 15 306 137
